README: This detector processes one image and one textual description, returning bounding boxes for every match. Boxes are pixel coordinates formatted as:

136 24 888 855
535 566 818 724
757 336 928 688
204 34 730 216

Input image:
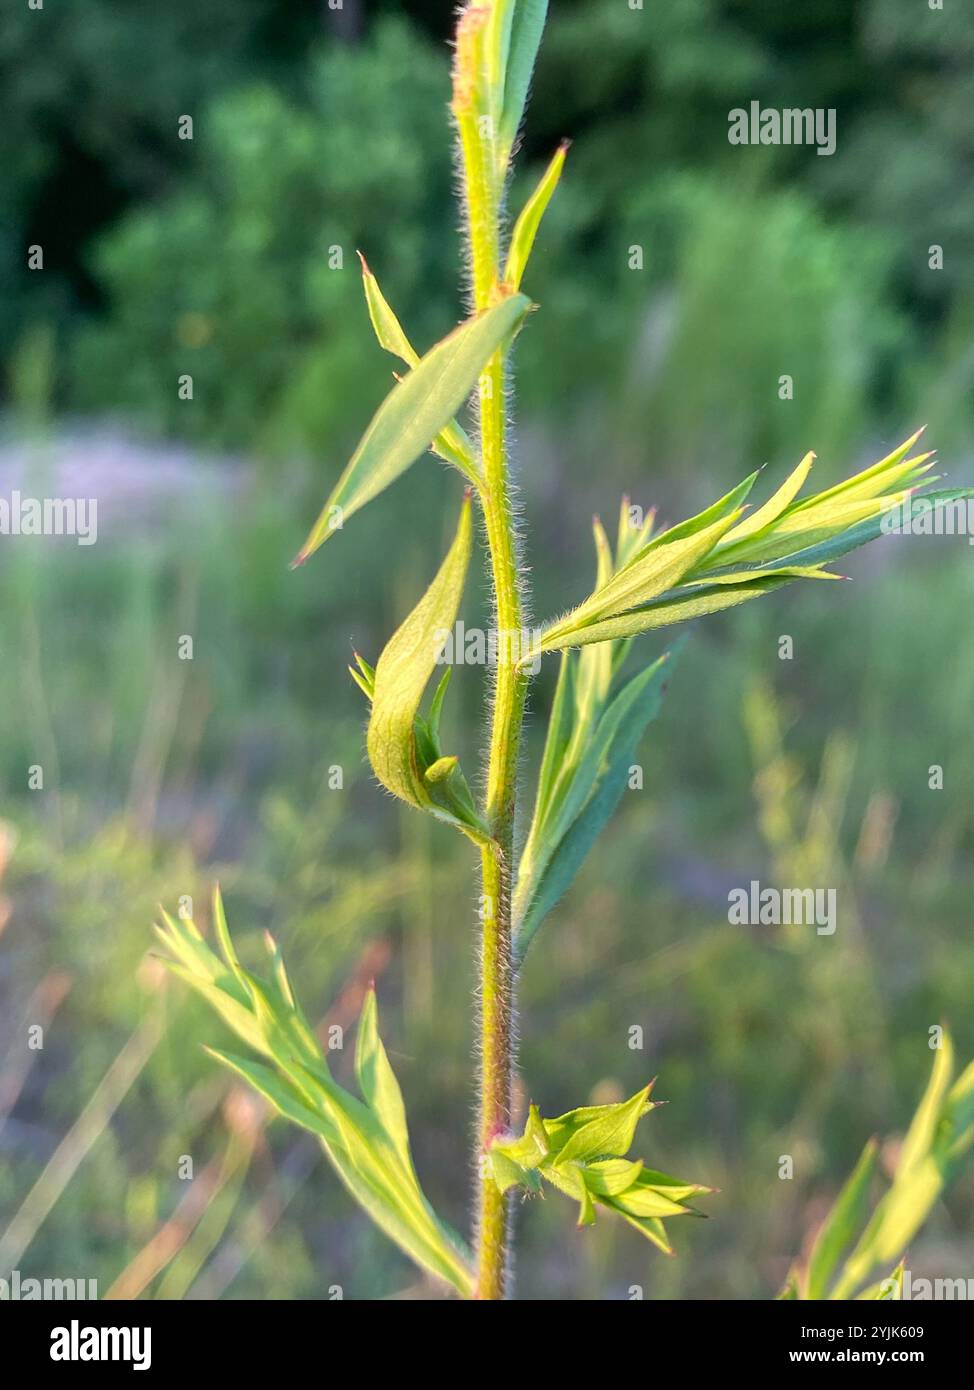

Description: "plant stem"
475 353 529 1300
452 12 529 1299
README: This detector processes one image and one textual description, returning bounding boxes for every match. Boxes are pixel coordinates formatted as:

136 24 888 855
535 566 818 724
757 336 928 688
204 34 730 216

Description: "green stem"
475 354 529 1300
453 11 528 1300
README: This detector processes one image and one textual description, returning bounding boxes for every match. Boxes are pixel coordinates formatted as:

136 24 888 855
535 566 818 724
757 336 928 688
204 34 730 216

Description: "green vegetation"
156 1 971 1298
1 0 973 1302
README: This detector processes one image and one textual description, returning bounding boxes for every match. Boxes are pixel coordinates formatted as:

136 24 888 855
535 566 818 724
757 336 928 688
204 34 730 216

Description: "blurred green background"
1 0 972 1300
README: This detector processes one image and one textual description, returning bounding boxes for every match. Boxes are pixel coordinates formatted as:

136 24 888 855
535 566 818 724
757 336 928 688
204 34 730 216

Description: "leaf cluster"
156 891 475 1297
491 1084 714 1254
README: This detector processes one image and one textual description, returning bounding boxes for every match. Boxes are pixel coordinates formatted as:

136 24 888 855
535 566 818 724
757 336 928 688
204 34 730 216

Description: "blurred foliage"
0 0 324 360
2 1 973 447
595 178 898 486
70 21 457 455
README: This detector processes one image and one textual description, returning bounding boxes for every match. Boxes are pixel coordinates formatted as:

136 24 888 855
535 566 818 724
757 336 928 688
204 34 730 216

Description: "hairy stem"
453 13 529 1297
475 352 528 1299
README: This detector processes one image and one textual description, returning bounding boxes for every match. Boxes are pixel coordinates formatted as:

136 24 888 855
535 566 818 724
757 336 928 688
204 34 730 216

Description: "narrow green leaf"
844 1042 965 1276
791 429 925 512
355 988 414 1173
497 0 549 174
154 909 242 997
553 508 744 637
635 1168 716 1203
898 1034 954 1178
632 472 760 559
861 1160 943 1269
504 142 568 290
616 495 656 567
293 293 529 564
262 929 299 1011
530 575 796 657
831 1035 960 1294
755 489 974 573
549 651 671 855
485 0 517 119
592 515 614 587
515 652 675 957
427 667 452 745
358 251 417 364
313 1093 475 1298
348 664 373 700
357 252 478 480
570 522 615 718
721 452 815 545
207 1047 342 1148
212 884 247 988
683 565 840 589
831 452 935 506
712 492 909 569
806 1138 879 1299
944 1057 974 1165
157 956 267 1057
528 651 574 835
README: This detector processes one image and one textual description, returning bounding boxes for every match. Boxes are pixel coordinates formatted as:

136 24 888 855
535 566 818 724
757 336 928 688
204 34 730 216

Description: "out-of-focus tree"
0 0 329 363
69 21 456 453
